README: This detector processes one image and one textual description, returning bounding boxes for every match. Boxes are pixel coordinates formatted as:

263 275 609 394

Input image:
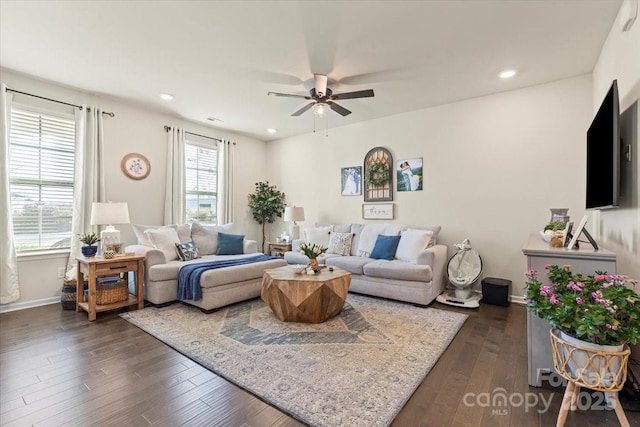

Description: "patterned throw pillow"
327 232 353 256
175 241 199 261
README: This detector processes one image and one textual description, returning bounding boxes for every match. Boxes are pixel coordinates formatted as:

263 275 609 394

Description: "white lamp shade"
284 206 305 222
90 202 130 225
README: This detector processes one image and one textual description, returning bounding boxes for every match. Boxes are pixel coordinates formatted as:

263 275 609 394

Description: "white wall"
266 75 594 298
592 3 640 280
1 68 268 305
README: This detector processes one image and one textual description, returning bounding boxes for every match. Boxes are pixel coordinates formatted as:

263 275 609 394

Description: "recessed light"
267 128 277 134
159 93 174 101
499 70 517 79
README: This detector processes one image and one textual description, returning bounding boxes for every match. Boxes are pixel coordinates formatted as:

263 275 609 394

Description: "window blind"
9 108 75 251
185 140 218 224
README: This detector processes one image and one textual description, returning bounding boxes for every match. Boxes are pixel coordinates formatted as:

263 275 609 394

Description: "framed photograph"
567 215 588 250
341 166 362 196
397 158 423 192
103 242 124 257
362 203 394 220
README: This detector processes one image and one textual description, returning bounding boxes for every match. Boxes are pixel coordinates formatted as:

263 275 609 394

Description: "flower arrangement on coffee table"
299 242 327 274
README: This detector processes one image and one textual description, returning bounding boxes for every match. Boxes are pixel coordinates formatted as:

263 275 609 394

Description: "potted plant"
248 181 286 253
79 232 100 257
525 264 639 387
299 242 328 273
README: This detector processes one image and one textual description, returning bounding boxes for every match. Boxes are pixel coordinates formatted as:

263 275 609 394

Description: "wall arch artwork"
364 147 393 201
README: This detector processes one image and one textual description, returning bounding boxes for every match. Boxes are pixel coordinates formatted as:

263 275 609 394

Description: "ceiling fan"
268 74 374 117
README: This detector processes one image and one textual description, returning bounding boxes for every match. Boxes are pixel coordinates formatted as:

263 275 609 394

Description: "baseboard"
510 295 526 305
0 297 60 314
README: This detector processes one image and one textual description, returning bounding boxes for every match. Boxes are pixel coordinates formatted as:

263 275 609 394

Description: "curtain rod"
6 88 115 117
164 125 235 144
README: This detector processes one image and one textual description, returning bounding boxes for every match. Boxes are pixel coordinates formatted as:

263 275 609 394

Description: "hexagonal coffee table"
261 266 352 323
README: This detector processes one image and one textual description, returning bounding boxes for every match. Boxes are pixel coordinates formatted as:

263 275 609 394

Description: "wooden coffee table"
261 266 351 323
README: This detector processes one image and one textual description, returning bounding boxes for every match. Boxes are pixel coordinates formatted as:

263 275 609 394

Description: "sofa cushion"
175 241 199 261
350 224 365 256
396 229 434 263
303 226 333 247
363 260 433 283
216 232 244 255
370 235 401 260
191 222 234 256
356 224 402 257
325 256 374 275
144 227 181 261
327 232 354 256
132 223 159 246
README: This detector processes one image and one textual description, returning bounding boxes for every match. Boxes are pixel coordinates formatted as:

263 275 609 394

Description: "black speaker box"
481 277 511 307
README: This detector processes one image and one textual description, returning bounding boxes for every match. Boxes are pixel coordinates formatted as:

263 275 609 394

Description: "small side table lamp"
90 202 131 251
284 206 305 241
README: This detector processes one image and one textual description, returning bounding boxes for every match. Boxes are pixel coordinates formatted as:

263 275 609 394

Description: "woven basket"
96 280 128 305
61 279 88 310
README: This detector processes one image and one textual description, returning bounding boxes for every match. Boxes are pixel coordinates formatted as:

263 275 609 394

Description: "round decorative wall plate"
121 153 151 180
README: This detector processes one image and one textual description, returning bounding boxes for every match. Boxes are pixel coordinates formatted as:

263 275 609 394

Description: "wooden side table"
266 241 292 257
76 254 145 321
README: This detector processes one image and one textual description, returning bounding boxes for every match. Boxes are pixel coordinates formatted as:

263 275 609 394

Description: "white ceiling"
0 1 622 141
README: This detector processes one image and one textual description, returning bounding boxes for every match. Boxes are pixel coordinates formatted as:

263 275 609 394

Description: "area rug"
120 294 467 427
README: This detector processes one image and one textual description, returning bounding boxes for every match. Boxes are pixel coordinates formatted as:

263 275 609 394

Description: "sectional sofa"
284 223 447 306
126 222 286 312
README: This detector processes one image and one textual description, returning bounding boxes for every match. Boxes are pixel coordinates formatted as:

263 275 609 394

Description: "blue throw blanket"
177 254 277 301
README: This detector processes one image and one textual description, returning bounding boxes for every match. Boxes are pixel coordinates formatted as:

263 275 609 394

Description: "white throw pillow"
191 222 234 256
327 232 354 256
144 227 181 261
396 229 434 263
132 224 160 247
303 226 333 247
356 224 402 257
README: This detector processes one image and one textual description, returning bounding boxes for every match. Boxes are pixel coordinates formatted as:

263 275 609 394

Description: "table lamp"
90 202 131 248
284 206 305 241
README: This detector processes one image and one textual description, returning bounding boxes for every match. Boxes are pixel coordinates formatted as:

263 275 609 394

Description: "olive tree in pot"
248 181 286 253
79 232 100 257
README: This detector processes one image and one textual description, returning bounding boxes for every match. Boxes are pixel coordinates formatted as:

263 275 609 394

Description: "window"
185 137 217 224
9 107 75 252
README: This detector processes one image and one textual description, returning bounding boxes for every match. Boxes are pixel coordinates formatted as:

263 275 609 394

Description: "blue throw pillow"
216 232 245 255
369 234 401 260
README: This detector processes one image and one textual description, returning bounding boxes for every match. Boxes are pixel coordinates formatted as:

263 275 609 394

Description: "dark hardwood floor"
1 299 638 427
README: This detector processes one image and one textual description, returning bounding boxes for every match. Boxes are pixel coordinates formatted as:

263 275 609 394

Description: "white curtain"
66 106 106 272
217 140 235 224
0 84 20 304
164 127 185 225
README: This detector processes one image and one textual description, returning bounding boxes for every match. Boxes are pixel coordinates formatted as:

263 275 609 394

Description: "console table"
522 234 616 386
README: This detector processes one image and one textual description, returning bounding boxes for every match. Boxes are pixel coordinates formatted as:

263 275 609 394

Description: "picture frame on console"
566 215 599 250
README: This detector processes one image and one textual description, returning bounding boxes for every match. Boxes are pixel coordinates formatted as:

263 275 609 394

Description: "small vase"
308 258 321 272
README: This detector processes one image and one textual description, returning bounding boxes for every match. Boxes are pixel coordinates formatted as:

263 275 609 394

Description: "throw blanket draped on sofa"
178 255 276 301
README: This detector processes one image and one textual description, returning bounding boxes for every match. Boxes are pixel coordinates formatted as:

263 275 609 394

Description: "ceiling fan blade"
268 92 312 99
330 89 375 100
314 74 328 97
292 102 315 116
327 101 352 116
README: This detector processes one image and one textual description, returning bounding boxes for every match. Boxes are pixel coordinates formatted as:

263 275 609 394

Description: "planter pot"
551 329 627 389
81 245 98 257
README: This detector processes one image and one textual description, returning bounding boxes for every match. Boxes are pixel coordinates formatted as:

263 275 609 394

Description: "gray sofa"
284 223 447 306
126 223 286 312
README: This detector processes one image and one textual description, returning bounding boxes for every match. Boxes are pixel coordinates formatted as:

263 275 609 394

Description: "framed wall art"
362 203 394 220
341 166 362 196
364 147 393 202
397 157 423 192
121 153 151 180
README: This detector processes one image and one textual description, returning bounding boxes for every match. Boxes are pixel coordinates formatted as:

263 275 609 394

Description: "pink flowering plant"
525 264 640 346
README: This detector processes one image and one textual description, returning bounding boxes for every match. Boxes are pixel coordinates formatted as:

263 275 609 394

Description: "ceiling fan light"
313 102 328 118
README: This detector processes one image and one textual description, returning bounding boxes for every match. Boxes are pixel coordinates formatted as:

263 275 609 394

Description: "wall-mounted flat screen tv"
586 80 620 209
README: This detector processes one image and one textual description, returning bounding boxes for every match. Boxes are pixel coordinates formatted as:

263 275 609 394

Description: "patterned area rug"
120 294 467 427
